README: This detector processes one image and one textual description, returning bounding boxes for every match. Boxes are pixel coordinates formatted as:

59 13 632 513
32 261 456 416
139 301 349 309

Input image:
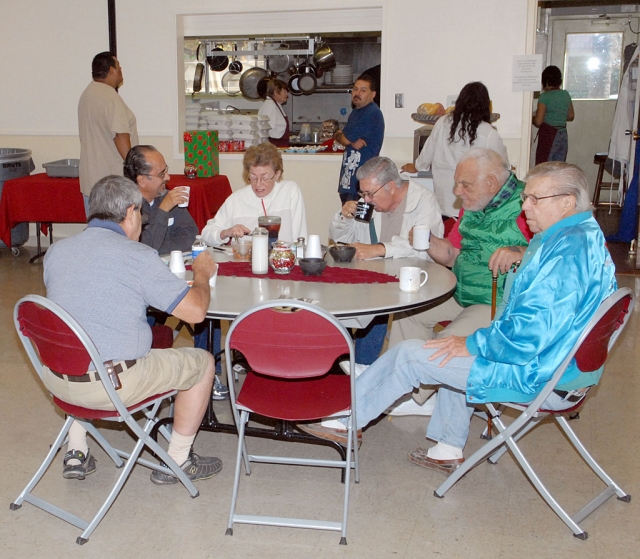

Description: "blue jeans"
193 320 222 374
548 128 568 162
354 316 388 365
352 339 578 450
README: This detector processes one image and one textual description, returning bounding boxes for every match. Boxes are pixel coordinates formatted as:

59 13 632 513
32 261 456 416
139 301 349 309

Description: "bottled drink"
191 235 207 260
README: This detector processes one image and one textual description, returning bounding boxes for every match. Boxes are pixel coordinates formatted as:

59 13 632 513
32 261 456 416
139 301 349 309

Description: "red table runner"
216 261 398 284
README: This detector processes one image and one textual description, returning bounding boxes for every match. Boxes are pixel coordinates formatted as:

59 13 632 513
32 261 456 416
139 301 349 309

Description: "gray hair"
123 145 156 182
459 148 511 186
356 156 403 190
525 162 592 213
88 175 143 223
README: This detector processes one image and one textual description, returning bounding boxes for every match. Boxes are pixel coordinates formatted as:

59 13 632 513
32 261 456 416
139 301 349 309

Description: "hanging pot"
313 43 336 70
206 45 229 72
228 43 243 74
239 66 269 100
193 63 205 93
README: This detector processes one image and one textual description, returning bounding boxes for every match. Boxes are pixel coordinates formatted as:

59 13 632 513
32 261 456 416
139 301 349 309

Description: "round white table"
207 252 457 329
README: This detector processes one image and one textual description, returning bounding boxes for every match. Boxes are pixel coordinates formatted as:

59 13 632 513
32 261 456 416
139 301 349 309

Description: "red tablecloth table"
166 175 232 231
0 173 232 252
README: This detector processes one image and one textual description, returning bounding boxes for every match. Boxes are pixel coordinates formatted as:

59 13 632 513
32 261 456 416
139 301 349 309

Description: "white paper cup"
169 250 186 274
412 225 431 250
306 234 322 259
177 186 190 208
399 266 428 292
209 263 218 287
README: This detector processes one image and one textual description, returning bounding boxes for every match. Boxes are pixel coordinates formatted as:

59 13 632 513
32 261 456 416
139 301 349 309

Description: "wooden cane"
484 271 499 439
490 271 498 320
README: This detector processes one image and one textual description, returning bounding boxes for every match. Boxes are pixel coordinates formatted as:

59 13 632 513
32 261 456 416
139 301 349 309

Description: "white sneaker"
339 361 369 377
320 418 348 430
386 393 437 416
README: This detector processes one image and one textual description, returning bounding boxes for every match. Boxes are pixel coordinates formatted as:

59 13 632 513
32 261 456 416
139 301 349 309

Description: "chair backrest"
574 289 633 372
227 300 353 379
15 296 94 376
526 288 635 413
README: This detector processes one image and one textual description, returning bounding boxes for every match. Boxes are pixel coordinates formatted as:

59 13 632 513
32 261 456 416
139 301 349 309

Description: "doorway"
532 3 639 195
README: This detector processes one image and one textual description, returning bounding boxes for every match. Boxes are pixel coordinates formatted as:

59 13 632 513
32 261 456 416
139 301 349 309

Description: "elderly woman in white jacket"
201 142 307 245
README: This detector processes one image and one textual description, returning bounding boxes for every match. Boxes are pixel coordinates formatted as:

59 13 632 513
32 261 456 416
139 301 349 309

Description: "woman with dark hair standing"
533 65 574 165
258 79 290 147
402 82 508 217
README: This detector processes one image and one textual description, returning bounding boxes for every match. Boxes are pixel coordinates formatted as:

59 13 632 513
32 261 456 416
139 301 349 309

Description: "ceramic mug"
399 266 428 292
354 201 374 223
412 225 431 250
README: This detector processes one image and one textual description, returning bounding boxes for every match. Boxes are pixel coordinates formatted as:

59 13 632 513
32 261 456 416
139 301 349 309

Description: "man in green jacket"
387 148 532 413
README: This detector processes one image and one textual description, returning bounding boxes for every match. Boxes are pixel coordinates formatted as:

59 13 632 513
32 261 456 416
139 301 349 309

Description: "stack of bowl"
332 64 353 86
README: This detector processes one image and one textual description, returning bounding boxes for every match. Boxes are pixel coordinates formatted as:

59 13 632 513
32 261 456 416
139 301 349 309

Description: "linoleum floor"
1 246 639 558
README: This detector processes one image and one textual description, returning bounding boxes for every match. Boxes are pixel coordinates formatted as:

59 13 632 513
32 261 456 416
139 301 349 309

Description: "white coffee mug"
399 266 428 292
177 186 190 208
412 225 431 251
169 250 186 274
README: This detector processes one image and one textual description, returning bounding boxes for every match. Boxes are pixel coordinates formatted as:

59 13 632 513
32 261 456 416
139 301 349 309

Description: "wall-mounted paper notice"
512 55 543 92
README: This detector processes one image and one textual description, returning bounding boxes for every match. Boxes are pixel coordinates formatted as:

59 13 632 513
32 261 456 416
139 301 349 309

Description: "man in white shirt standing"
78 52 139 216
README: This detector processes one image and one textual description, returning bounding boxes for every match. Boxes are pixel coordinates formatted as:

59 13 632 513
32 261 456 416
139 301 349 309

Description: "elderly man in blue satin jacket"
299 162 617 475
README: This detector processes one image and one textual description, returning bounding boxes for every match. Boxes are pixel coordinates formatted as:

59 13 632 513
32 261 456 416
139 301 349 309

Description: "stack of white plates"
332 64 353 86
185 103 202 129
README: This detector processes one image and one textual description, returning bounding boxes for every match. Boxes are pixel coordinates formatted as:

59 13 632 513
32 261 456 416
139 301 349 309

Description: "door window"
564 32 623 100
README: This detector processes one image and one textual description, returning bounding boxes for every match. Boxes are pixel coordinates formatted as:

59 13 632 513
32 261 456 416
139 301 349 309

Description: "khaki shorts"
42 348 211 411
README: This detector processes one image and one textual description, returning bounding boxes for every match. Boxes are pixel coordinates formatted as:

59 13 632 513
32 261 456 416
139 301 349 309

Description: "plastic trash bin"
0 148 35 251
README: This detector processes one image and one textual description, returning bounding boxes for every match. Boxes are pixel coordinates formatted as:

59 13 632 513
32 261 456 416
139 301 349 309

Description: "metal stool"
592 152 625 209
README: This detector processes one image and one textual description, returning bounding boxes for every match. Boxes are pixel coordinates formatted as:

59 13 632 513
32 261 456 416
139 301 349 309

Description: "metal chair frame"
10 295 199 545
434 288 635 540
224 299 359 544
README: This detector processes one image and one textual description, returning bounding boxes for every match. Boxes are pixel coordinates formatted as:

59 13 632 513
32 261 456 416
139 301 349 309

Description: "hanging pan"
297 56 317 95
240 67 269 100
221 70 242 96
229 43 243 74
192 63 205 93
206 44 229 72
269 43 291 74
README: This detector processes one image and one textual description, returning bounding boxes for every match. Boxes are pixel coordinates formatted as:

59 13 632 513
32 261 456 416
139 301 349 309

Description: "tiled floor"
0 246 639 558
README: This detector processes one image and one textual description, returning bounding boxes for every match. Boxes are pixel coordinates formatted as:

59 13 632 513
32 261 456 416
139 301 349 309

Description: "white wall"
0 0 532 244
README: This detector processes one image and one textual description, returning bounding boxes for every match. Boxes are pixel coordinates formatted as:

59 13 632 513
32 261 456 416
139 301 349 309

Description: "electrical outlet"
395 93 404 108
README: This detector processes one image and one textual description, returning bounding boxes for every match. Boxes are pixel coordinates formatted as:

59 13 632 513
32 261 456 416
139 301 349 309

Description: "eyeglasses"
144 166 169 180
358 183 386 199
520 192 569 205
249 173 277 184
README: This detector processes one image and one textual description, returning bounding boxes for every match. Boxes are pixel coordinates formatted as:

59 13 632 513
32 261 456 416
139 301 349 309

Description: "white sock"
427 442 463 461
167 431 196 466
66 421 89 465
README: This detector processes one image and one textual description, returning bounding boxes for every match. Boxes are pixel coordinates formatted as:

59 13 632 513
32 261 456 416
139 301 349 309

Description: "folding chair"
434 287 635 540
224 300 359 544
10 295 200 545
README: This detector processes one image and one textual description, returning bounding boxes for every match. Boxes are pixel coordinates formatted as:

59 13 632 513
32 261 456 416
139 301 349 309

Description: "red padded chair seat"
237 371 351 422
53 391 174 420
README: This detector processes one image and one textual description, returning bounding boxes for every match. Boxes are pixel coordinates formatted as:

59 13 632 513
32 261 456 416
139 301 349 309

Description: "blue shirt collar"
538 211 592 242
87 218 127 237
